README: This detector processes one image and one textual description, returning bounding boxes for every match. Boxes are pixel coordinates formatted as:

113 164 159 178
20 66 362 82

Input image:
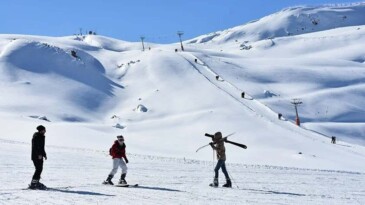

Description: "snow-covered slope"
0 37 123 122
0 29 364 170
1 139 364 204
186 24 365 146
188 3 365 44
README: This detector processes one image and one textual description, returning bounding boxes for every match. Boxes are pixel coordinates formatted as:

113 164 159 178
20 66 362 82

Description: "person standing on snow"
208 132 231 188
29 125 47 189
103 135 129 186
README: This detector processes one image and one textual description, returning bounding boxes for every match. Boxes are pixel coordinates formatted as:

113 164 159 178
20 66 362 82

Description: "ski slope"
1 139 364 205
0 3 365 205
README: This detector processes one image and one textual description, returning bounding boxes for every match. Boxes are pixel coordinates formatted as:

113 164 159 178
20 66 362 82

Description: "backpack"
109 147 113 156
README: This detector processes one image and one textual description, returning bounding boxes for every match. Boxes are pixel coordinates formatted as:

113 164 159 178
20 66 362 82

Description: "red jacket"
110 140 126 159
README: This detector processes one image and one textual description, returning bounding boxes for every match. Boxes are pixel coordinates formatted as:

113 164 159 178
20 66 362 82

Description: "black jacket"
31 132 47 160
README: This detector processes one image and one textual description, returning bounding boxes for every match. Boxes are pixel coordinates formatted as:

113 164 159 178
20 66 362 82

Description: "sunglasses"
118 139 124 142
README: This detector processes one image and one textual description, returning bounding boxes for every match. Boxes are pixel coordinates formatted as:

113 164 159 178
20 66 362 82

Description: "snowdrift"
0 38 123 121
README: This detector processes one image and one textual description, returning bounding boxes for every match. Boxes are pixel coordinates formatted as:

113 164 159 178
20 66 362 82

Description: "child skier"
103 135 129 186
208 132 232 188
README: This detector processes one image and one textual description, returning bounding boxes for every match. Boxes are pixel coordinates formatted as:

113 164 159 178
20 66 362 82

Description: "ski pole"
227 170 239 189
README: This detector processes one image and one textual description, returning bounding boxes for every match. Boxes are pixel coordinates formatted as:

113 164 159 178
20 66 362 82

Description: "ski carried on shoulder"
196 132 247 153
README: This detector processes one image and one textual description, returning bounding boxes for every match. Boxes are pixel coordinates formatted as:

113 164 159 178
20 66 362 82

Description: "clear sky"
0 0 362 43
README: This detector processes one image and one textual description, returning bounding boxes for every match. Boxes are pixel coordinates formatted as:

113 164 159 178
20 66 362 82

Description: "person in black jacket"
29 125 47 189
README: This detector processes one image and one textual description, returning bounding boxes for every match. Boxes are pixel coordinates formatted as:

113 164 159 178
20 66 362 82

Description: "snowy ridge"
187 3 365 44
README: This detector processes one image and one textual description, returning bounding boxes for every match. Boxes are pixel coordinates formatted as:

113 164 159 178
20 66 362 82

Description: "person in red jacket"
103 135 129 185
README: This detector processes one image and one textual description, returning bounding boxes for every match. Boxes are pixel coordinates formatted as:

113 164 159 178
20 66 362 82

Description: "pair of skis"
196 132 247 153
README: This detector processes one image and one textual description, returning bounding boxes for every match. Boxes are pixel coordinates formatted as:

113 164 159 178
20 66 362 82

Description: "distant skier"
208 132 232 188
29 125 47 189
331 136 336 144
103 135 129 186
71 50 78 58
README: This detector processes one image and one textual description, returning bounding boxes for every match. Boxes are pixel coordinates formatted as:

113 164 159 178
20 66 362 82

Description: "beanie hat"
117 135 124 140
214 132 222 140
37 125 46 132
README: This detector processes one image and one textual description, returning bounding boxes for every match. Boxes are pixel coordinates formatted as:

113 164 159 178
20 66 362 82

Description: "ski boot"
118 173 127 186
29 179 47 190
209 178 218 187
222 179 232 188
37 182 47 190
103 175 114 185
29 179 39 189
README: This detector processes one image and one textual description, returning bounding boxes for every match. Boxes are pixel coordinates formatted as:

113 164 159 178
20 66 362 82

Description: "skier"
29 125 47 189
103 135 129 186
208 132 232 188
331 136 336 144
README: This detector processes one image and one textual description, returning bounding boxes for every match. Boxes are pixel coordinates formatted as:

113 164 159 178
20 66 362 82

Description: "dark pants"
32 159 43 180
214 159 230 179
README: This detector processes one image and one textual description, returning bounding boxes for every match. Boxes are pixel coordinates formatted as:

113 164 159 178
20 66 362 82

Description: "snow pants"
109 158 128 176
32 159 43 180
214 159 230 179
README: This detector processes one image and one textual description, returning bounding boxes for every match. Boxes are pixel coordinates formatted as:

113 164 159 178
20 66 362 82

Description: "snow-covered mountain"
1 3 365 204
188 3 365 44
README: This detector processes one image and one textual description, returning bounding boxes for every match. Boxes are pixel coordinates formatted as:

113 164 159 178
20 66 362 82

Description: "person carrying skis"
29 125 47 189
208 132 231 188
103 135 129 186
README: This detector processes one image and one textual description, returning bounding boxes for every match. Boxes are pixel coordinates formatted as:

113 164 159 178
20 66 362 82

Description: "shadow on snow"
241 188 306 197
48 188 115 196
129 185 183 192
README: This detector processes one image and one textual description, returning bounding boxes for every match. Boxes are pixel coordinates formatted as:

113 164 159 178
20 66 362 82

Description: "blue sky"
0 0 361 43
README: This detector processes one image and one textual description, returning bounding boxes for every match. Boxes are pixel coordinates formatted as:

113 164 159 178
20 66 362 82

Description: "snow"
1 140 365 204
1 3 365 204
188 3 365 44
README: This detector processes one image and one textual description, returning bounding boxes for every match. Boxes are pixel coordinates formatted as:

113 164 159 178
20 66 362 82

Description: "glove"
44 156 47 160
209 142 214 147
125 158 129 164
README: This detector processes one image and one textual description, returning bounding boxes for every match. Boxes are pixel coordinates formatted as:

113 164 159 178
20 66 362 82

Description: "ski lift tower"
291 99 303 126
177 31 184 51
140 36 145 51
